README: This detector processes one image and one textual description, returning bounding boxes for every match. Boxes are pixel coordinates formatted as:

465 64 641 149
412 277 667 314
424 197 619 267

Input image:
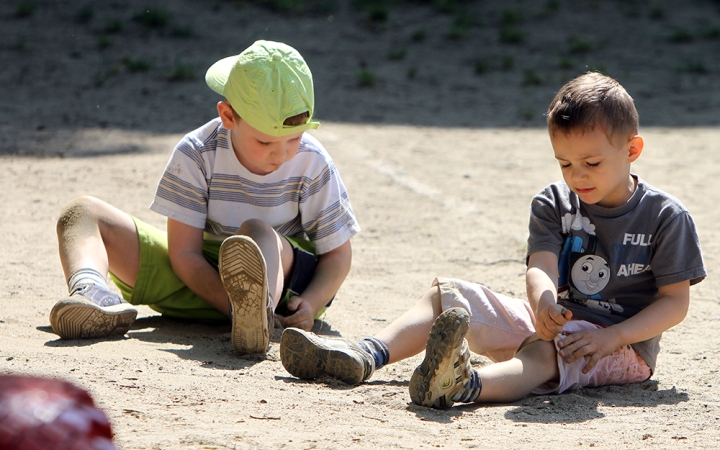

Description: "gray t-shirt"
527 176 706 371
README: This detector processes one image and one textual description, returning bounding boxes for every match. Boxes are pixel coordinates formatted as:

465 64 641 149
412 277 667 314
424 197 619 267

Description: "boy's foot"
280 328 375 385
409 307 471 408
219 235 274 355
49 284 138 339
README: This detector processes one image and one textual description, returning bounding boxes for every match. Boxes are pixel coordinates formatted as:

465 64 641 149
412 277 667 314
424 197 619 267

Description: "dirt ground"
1 1 720 449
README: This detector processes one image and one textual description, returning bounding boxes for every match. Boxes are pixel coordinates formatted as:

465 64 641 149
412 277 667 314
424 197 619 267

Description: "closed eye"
587 162 600 167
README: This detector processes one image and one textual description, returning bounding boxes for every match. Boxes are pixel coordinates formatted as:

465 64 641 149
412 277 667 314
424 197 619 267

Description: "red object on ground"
0 374 116 450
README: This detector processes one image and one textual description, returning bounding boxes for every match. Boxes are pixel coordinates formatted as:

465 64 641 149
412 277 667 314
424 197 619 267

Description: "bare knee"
516 339 559 376
237 218 274 240
56 196 104 236
416 285 443 318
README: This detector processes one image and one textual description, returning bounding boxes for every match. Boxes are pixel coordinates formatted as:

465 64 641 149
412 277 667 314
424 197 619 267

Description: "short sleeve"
651 211 706 287
150 134 210 229
299 160 360 254
526 185 566 260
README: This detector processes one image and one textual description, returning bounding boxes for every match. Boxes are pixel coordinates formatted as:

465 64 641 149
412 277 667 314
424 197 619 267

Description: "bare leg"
375 285 443 364
220 219 291 355
475 339 559 403
52 196 139 339
235 219 293 306
56 195 140 286
409 308 559 408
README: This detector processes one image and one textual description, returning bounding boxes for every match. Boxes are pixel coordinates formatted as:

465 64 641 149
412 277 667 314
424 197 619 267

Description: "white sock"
67 268 108 294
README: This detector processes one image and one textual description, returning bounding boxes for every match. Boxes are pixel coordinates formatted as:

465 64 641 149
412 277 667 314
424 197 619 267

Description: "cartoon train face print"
570 254 610 296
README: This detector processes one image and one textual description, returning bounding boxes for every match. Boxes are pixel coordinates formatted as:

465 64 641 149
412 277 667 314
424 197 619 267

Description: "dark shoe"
280 328 375 385
409 307 471 408
49 284 137 339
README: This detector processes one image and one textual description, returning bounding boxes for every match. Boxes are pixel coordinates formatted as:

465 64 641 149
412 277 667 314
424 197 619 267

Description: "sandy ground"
2 0 720 449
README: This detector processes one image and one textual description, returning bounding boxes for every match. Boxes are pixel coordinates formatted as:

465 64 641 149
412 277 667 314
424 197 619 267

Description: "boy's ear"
217 101 237 129
626 135 644 163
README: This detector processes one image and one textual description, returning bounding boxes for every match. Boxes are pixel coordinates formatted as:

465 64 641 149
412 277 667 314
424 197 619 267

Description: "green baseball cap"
205 40 320 136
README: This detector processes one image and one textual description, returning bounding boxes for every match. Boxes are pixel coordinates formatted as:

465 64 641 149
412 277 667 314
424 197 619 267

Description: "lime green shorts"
109 216 320 321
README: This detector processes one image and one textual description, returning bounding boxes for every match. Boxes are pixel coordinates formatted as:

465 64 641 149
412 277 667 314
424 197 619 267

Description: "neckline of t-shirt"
582 175 644 217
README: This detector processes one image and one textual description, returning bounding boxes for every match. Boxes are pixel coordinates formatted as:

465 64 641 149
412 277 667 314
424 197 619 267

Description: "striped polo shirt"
150 118 360 254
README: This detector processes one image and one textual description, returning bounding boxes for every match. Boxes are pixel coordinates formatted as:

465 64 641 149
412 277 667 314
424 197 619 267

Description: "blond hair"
547 72 638 145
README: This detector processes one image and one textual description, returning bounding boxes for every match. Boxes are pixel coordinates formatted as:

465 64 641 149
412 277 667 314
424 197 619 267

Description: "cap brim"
205 55 238 96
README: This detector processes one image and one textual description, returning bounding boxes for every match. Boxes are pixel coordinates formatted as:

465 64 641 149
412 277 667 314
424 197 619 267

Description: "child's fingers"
549 307 567 331
538 320 561 341
285 295 302 312
280 310 313 331
581 352 602 374
537 329 556 341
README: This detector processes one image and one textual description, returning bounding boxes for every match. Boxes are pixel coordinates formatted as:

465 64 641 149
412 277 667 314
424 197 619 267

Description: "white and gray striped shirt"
150 118 360 254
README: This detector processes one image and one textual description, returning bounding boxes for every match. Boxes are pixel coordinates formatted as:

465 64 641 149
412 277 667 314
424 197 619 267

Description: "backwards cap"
205 40 320 136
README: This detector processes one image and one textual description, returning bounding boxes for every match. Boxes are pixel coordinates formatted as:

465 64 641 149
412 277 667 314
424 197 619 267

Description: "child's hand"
536 304 572 341
277 296 314 331
557 327 619 374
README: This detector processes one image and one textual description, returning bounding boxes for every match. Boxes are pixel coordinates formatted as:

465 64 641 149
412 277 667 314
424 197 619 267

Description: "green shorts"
110 216 322 321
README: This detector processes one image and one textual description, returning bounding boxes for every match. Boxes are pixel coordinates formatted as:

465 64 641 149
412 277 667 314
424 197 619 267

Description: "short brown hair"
546 72 638 145
228 100 309 127
282 111 310 126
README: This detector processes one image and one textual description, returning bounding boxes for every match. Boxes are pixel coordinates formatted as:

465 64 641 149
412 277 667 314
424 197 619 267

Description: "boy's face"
550 126 643 208
229 119 303 175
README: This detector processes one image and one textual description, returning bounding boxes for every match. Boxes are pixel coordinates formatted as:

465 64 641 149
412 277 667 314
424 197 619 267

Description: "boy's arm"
279 240 352 331
558 280 690 373
166 218 229 315
527 250 572 341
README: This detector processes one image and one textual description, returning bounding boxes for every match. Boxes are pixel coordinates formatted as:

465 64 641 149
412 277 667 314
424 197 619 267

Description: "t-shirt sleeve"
149 136 209 229
299 160 360 255
651 211 706 287
526 187 565 260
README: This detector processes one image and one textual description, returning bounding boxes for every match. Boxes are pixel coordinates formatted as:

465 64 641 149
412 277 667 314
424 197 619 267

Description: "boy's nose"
571 167 587 181
272 145 288 163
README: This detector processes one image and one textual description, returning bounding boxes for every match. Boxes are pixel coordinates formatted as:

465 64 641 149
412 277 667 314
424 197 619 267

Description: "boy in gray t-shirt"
279 72 706 408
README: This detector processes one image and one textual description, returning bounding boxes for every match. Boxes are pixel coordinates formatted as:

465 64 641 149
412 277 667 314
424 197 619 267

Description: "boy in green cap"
49 40 360 355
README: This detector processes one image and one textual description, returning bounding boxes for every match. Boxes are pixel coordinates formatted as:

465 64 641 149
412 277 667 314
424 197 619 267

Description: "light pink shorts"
434 277 651 394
